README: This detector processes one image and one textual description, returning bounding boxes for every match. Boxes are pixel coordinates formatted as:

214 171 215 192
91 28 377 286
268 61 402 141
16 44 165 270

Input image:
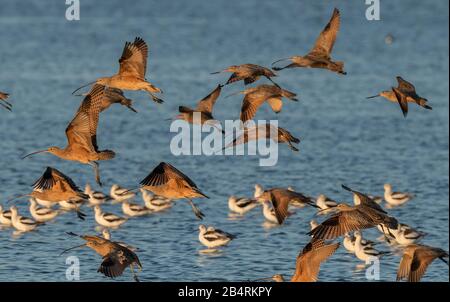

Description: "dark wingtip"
341 184 352 192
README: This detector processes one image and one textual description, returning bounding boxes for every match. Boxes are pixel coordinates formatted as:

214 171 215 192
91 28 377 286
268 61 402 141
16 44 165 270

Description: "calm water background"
0 0 448 282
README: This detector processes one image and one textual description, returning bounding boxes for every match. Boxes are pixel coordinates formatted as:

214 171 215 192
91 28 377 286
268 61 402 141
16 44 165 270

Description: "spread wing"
309 8 340 58
396 76 416 94
195 84 222 114
32 167 81 192
118 37 148 79
240 93 268 123
139 162 198 189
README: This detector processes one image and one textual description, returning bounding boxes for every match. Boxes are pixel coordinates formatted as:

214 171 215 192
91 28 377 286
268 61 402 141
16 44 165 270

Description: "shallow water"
0 0 448 282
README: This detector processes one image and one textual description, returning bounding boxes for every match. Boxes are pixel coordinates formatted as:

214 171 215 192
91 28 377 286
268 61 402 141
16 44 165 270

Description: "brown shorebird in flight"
256 188 318 224
22 84 124 186
397 244 448 282
176 84 224 133
211 63 279 86
61 232 142 281
308 185 398 240
0 91 12 111
131 162 208 220
224 123 300 151
272 8 346 75
367 76 431 117
229 84 298 124
9 167 87 220
72 37 163 104
254 239 340 282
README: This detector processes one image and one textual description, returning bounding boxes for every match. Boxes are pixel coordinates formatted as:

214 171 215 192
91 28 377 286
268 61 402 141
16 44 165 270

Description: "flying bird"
211 64 279 86
272 8 346 75
0 91 12 111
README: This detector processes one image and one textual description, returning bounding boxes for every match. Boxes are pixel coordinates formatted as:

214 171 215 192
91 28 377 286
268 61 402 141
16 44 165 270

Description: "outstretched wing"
396 76 416 94
240 93 268 123
32 167 81 192
118 37 148 79
196 84 222 114
139 162 198 189
309 8 340 58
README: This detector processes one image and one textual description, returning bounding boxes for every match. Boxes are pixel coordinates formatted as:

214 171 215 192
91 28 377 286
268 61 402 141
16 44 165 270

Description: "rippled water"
0 0 448 282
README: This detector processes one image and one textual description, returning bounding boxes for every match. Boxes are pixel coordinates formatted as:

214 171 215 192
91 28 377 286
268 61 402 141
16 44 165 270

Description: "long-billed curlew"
272 8 346 75
367 76 431 117
23 84 119 186
136 162 208 220
9 167 87 220
73 37 163 104
224 123 300 151
198 225 236 249
102 229 138 252
61 232 142 281
176 84 224 132
397 244 448 282
256 188 318 224
211 63 279 86
255 239 340 282
0 91 12 111
228 84 298 124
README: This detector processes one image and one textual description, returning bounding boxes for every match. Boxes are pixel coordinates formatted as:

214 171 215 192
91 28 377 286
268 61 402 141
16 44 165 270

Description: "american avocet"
309 185 397 240
397 244 448 282
0 204 12 226
260 200 280 224
110 184 136 202
211 64 279 86
228 196 259 215
343 232 377 253
121 201 151 217
59 198 86 212
198 225 236 249
94 205 127 228
316 194 338 210
140 189 173 212
138 162 208 219
310 219 319 230
22 85 120 186
354 231 389 262
390 223 426 245
229 84 298 123
383 184 414 207
102 229 138 252
61 232 142 281
29 198 58 222
272 8 346 75
353 193 383 206
257 188 318 224
0 91 12 111
254 184 264 199
72 37 163 104
255 239 340 282
85 184 111 206
10 206 40 232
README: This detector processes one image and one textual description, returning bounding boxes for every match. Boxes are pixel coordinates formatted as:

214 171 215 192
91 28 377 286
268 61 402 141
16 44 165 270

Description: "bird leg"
265 76 281 89
148 93 164 104
379 224 392 244
439 257 449 266
130 265 140 282
89 161 102 187
187 199 205 220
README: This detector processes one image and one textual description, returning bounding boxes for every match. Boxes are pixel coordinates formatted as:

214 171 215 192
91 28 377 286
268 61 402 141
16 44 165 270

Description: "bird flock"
0 7 447 282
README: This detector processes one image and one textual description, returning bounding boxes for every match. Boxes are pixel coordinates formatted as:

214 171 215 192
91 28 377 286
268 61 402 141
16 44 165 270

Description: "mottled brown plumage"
211 63 279 86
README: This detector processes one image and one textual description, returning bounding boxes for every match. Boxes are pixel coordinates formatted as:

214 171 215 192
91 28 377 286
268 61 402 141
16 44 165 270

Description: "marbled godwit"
367 76 431 117
211 64 279 86
354 231 389 261
176 84 224 133
94 205 127 228
383 184 414 207
85 184 111 206
198 225 235 249
102 229 138 252
9 167 87 220
73 37 163 104
228 196 259 215
397 244 448 282
23 85 118 186
121 201 151 217
272 8 346 75
10 206 40 232
111 184 136 202
0 91 12 111
28 198 59 222
229 84 298 124
141 189 173 212
61 232 142 281
256 188 318 224
0 205 12 226
256 239 340 282
224 123 300 151
137 162 208 220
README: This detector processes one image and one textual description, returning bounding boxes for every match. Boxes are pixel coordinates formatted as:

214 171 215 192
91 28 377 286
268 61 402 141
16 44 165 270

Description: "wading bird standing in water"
211 63 279 86
367 76 431 117
72 37 163 104
22 85 121 186
9 167 87 220
0 91 12 111
272 8 346 75
61 232 142 281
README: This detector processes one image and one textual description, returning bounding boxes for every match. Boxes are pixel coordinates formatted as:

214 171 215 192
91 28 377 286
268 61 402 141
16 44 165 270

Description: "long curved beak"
225 91 243 98
126 105 138 113
366 94 380 99
271 57 291 65
72 81 97 95
22 150 48 159
59 244 86 256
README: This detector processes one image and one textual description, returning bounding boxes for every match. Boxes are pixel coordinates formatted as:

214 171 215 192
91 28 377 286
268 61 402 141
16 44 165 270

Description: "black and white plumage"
94 205 127 228
384 184 414 207
228 196 259 215
198 225 235 248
